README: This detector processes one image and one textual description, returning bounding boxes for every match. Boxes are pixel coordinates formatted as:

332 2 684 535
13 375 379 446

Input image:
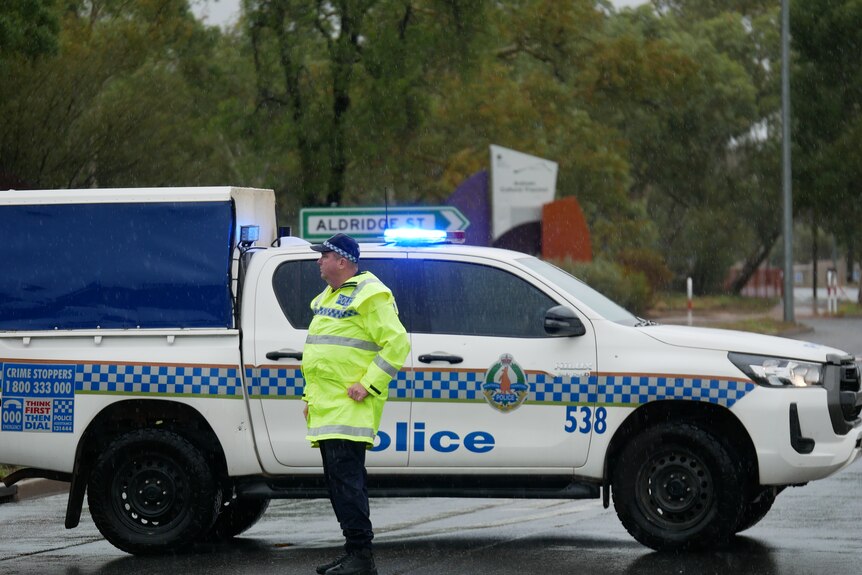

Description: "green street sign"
300 206 470 241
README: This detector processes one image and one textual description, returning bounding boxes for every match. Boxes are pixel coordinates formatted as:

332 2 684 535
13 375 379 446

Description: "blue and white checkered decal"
245 367 305 399
410 370 753 407
77 364 242 397
245 367 754 408
0 360 754 409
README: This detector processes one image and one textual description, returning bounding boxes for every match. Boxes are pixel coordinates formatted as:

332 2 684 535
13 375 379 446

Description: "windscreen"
517 257 638 324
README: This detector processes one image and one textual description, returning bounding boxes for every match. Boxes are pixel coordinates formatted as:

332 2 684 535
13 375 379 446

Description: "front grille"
840 362 862 420
825 354 862 435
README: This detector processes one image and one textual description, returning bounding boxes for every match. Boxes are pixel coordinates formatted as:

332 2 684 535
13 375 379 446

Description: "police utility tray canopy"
0 186 276 331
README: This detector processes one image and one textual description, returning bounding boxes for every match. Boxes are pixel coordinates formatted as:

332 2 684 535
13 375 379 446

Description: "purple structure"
445 170 491 246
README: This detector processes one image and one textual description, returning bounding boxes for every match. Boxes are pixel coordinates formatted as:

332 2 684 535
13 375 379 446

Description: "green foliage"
3 0 853 294
0 1 233 188
594 4 775 293
556 258 653 316
617 247 673 293
243 0 492 208
0 0 59 59
792 0 862 262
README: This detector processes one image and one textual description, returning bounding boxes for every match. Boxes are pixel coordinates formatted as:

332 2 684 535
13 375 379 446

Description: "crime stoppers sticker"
1 363 75 433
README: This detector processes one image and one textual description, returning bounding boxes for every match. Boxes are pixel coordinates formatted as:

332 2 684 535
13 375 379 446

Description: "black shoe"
316 553 349 575
324 549 377 575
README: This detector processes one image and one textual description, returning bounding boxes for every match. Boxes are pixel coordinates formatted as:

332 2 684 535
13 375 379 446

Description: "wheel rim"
111 453 189 531
635 447 714 531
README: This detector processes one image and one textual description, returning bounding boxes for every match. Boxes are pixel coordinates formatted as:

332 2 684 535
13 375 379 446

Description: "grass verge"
650 293 779 315
837 302 862 317
707 318 807 336
0 464 19 479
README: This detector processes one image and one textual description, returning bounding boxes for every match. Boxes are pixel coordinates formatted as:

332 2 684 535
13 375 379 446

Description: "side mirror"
544 305 587 337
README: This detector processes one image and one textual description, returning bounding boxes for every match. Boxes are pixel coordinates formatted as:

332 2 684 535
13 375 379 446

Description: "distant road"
789 316 862 359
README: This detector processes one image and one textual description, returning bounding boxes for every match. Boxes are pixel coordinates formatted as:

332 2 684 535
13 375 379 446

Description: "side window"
271 258 412 331
357 259 411 332
272 260 321 329
414 260 557 337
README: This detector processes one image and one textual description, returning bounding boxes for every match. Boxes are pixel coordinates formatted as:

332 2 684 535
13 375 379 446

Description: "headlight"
728 352 824 387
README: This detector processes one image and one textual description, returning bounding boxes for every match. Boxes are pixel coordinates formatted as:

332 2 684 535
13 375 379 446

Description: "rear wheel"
87 429 221 555
208 497 270 541
612 423 745 551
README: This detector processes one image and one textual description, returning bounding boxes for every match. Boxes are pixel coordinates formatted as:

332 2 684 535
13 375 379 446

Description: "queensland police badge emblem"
482 354 529 413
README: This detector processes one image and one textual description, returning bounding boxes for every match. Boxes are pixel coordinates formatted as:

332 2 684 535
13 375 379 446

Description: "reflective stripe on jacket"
302 271 409 446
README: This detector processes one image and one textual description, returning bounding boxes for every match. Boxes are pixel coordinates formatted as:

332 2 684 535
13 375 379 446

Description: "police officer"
302 233 410 575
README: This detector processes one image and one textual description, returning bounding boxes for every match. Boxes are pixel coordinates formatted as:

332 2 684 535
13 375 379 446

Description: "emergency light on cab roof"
383 228 465 245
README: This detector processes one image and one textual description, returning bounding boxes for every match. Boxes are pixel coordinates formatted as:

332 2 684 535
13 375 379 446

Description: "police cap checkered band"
311 233 360 263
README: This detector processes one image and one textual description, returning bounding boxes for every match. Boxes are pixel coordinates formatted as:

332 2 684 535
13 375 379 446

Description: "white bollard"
687 277 693 326
827 270 838 315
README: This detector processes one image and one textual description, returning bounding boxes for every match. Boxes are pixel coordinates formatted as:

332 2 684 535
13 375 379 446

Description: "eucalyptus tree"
791 0 862 301
0 0 233 189
243 0 487 207
0 0 59 59
600 1 782 292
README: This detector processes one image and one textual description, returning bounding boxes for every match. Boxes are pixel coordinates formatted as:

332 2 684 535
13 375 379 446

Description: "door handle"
266 349 303 361
418 353 463 364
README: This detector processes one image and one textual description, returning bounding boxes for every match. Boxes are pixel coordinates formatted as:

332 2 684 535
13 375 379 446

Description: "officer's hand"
303 403 308 420
347 383 369 402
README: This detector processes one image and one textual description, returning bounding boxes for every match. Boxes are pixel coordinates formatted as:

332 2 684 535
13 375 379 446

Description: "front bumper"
736 355 862 485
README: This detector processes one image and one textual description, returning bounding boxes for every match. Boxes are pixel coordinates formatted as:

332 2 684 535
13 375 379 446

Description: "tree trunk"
728 233 779 295
250 1 319 207
326 74 350 206
272 2 317 207
812 217 818 312
324 1 362 207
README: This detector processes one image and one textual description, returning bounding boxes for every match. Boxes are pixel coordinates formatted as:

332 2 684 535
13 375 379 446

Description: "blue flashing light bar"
383 228 465 245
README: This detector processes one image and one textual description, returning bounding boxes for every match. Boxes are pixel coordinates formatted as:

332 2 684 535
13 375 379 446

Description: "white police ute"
1 187 860 554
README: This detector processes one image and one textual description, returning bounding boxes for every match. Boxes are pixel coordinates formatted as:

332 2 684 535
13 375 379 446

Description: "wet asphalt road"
3 472 862 575
787 316 862 359
1 318 861 575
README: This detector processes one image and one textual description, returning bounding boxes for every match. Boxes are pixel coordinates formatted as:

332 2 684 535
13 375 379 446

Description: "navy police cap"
311 233 360 263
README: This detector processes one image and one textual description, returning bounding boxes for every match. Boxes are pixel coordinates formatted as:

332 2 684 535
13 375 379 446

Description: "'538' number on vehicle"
564 406 607 434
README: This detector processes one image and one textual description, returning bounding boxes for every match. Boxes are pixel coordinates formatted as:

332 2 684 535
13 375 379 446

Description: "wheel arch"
603 400 758 503
65 399 229 529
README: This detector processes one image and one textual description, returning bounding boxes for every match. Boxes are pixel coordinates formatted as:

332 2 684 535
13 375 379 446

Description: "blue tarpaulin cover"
0 201 234 330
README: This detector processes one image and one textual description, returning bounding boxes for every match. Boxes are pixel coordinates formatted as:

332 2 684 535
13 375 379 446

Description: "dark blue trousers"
319 439 373 552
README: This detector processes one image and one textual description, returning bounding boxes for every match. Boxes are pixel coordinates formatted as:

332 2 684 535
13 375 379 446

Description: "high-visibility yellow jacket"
302 271 409 446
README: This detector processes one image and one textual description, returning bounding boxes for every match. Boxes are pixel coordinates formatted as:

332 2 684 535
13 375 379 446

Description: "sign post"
300 207 469 241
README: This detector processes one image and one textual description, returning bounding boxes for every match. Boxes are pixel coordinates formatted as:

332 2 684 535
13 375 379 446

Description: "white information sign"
490 145 558 240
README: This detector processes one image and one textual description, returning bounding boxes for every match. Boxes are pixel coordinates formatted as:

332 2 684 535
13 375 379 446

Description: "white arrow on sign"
300 207 469 240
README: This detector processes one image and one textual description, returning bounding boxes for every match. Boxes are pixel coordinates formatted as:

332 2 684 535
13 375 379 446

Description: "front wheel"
612 423 745 551
87 429 221 555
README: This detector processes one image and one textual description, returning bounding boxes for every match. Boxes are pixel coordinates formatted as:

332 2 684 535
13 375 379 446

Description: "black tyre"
87 429 221 555
735 486 777 533
611 423 745 551
207 497 270 541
